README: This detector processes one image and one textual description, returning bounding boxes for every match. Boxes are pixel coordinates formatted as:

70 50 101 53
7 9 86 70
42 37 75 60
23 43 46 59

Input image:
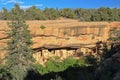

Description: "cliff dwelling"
0 20 120 64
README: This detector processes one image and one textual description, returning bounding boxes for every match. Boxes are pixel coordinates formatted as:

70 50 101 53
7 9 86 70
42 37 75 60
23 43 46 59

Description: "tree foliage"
35 57 89 75
6 4 33 80
60 8 76 19
0 6 120 21
25 6 46 20
0 68 13 80
0 8 10 20
44 8 60 20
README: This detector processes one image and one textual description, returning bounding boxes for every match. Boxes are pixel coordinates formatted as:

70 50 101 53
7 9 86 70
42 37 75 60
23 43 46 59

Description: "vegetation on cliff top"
0 5 120 21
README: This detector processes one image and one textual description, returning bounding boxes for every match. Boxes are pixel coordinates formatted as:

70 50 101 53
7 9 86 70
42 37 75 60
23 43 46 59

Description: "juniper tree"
6 4 33 80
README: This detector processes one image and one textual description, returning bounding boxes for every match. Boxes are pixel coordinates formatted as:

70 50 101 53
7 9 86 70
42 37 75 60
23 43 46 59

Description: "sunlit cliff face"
0 20 120 62
32 24 110 49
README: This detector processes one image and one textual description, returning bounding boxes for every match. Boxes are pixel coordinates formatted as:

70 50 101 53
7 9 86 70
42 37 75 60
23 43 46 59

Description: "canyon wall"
0 20 120 63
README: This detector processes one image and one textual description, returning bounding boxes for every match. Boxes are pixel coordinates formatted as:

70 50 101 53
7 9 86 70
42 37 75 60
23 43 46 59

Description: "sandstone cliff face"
0 20 120 60
30 22 110 49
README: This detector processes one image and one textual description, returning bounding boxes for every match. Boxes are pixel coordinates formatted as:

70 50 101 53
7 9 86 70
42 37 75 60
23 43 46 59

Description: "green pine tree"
6 4 34 80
